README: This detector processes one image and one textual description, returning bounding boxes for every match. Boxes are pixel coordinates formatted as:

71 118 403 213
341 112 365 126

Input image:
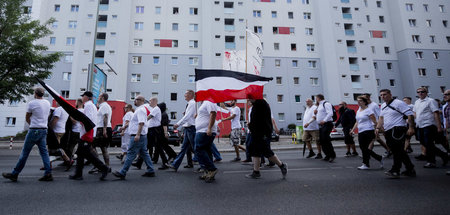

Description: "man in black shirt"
335 102 358 157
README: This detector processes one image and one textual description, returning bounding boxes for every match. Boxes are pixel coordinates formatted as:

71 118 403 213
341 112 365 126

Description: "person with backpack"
314 94 337 162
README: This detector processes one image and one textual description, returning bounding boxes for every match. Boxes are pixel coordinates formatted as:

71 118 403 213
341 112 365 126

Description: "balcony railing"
342 13 352 19
225 42 236 49
350 64 360 71
341 0 350 3
345 29 354 36
347 46 357 53
97 21 107 28
224 8 234 14
94 58 104 64
352 82 362 88
96 39 105 46
99 4 109 11
224 25 235 32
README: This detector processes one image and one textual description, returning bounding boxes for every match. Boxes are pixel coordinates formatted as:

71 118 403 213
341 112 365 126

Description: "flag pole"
244 20 248 123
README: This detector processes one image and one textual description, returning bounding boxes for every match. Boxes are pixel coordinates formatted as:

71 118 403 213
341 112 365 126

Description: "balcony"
94 58 104 64
349 64 360 71
345 30 354 36
96 39 105 46
347 46 357 53
224 8 234 14
99 4 109 11
224 25 235 32
352 82 362 88
225 42 236 49
97 21 107 28
341 0 350 3
342 13 352 19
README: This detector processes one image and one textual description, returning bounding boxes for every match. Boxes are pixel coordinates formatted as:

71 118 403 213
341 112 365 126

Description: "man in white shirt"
413 87 447 168
118 104 134 163
315 94 336 162
69 91 109 181
50 103 72 167
170 90 196 170
113 95 155 179
3 88 53 182
219 100 246 162
303 99 321 158
195 100 219 183
93 93 112 168
403 97 415 154
376 89 415 178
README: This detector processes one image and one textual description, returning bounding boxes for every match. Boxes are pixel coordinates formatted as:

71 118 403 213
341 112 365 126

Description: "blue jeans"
193 135 222 162
120 135 154 175
172 126 196 169
195 132 217 171
13 129 51 175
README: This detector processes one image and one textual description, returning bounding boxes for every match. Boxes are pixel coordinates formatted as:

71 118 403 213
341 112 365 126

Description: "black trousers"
67 131 80 159
417 125 447 164
319 122 336 158
358 130 382 166
343 127 355 145
385 127 414 172
75 142 107 176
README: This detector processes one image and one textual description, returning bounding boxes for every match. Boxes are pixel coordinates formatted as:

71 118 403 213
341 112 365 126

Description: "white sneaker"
357 164 370 170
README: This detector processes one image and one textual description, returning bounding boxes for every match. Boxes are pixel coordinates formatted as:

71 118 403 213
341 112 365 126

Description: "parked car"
167 124 182 146
111 124 122 147
330 125 345 140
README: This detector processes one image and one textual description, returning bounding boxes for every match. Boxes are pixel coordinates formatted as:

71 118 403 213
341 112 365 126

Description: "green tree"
0 0 61 104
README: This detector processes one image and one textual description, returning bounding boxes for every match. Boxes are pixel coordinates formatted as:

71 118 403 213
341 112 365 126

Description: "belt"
130 134 145 136
29 128 47 129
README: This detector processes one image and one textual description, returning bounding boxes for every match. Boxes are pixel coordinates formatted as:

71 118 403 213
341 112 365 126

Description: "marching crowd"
2 87 450 182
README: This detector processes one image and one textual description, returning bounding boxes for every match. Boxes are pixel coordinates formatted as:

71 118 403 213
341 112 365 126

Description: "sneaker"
100 167 110 181
38 174 53 181
329 157 336 163
183 164 194 169
112 171 125 180
199 172 208 180
213 159 222 163
205 169 218 183
401 169 416 177
88 167 99 174
266 162 276 167
352 152 359 156
306 151 316 158
322 157 330 161
2 173 18 182
345 152 352 157
241 159 252 163
385 170 400 179
142 172 156 177
414 154 426 161
280 163 288 179
424 163 436 168
231 157 241 162
116 154 123 160
194 168 205 173
357 164 370 170
168 163 177 172
245 171 261 179
314 153 323 159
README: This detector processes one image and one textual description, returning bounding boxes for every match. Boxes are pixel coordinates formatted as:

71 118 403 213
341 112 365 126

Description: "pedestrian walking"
335 102 358 157
219 100 246 161
117 104 134 163
403 97 415 154
376 89 416 179
315 94 336 162
302 98 321 158
91 93 112 172
363 93 391 157
50 103 73 169
66 99 84 161
158 102 177 163
3 88 53 182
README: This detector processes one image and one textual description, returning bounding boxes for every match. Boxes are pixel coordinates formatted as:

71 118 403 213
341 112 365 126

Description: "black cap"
80 91 93 97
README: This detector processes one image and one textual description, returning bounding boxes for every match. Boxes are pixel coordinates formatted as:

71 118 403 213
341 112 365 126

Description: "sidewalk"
0 135 420 155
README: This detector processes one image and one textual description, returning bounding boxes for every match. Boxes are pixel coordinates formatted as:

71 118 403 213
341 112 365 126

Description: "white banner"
222 30 263 75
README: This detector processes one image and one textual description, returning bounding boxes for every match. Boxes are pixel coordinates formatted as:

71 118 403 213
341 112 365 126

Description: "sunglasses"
444 93 450 96
417 91 426 94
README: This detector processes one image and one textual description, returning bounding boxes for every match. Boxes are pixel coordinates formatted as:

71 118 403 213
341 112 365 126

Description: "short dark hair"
357 96 369 106
363 93 371 98
403 97 412 101
34 88 45 97
379 89 391 94
102 93 109 101
315 94 324 100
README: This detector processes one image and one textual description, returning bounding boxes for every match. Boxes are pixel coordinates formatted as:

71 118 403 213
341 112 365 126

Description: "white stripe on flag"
196 77 268 91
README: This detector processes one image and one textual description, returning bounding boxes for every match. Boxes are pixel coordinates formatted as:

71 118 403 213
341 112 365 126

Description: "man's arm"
434 111 443 132
272 117 279 134
103 113 108 137
134 122 144 142
51 116 59 129
206 111 217 136
375 116 384 136
25 112 32 125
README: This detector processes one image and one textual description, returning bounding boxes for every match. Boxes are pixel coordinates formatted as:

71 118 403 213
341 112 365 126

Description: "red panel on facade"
371 30 383 38
278 27 290 34
160 39 172 47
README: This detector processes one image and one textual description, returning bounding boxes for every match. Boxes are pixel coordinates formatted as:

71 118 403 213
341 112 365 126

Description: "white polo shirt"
52 106 69 133
72 108 83 133
96 102 112 128
128 105 148 135
81 100 97 138
368 102 380 119
195 101 218 133
303 105 319 131
316 101 333 123
380 99 414 131
230 106 241 129
176 99 196 127
413 97 439 128
122 111 134 134
148 105 161 128
27 99 50 129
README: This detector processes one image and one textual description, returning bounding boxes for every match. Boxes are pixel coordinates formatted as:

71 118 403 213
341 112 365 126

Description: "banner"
91 65 107 105
222 30 263 75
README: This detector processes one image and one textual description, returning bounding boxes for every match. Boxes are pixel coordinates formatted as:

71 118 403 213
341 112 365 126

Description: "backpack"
323 101 338 122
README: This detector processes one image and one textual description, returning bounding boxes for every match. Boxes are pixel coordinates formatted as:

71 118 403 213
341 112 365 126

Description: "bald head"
306 98 314 107
149 97 158 107
134 95 145 106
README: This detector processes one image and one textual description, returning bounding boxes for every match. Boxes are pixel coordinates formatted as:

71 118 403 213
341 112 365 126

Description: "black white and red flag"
195 69 272 103
36 78 96 143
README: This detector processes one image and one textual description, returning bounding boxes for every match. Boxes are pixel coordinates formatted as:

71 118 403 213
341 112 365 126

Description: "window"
134 39 143 47
291 43 296 51
154 22 160 30
379 16 384 23
384 47 390 54
310 77 319 86
276 77 282 84
172 23 179 31
277 95 283 103
71 5 79 12
171 57 178 65
408 19 416 27
304 12 311 20
154 39 160 47
274 43 280 50
170 112 177 120
437 69 442 77
376 1 382 8
308 60 317 68
63 72 71 81
136 6 144 13
302 0 310 4
306 44 315 52
275 59 281 67
50 37 56 45
132 56 142 64
412 35 421 43
87 14 93 19
190 7 198 15
426 20 432 27
131 74 141 82
5 117 16 127
293 77 299 85
415 51 423 59
387 63 393 70
366 15 371 22
441 86 446 93
295 95 301 103
189 24 199 32
289 27 295 34
189 57 199 65
188 75 195 83
153 56 160 64
271 11 277 18
418 68 426 76
54 4 60 12
443 20 448 28
51 20 58 28
64 54 73 63
288 12 293 19
171 93 177 101
305 28 313 35
130 92 140 100
171 74 178 83
278 113 285 121
59 90 69 99
433 52 439 60
173 7 179 14
439 5 445 13
423 4 429 12
447 36 450 43
155 7 161 14
376 79 380 87
189 40 199 48
351 75 361 88
172 40 178 48
253 10 261 17
68 21 77 29
406 3 413 11
66 37 75 45
152 92 159 98
152 74 159 83
389 79 395 87
254 26 262 33
135 22 143 30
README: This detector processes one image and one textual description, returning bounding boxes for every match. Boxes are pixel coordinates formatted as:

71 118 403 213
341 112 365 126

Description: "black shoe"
100 168 110 180
352 152 359 156
241 159 252 163
116 154 123 160
442 156 448 166
2 173 18 182
38 174 53 181
142 172 155 177
245 171 261 179
280 163 288 179
424 163 436 168
315 153 323 159
401 169 416 177
158 165 169 170
345 152 352 157
213 159 222 163
385 170 400 179
329 157 336 163
68 174 83 180
65 160 74 172
322 157 330 161
231 157 241 162
88 167 99 174
306 151 316 158
183 164 194 168
415 154 426 161
131 162 141 170
266 162 276 167
112 171 125 180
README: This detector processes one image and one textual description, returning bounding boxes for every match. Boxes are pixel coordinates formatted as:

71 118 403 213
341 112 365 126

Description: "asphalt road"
1 145 449 215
